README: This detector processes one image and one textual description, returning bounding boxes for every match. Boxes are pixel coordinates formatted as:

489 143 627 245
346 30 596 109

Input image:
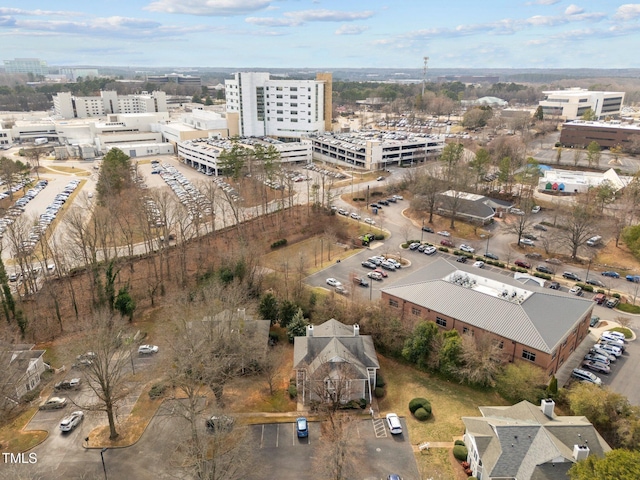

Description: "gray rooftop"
381 258 594 354
464 401 610 480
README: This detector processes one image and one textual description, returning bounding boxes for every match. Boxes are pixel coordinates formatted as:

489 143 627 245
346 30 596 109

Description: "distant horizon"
1 1 639 69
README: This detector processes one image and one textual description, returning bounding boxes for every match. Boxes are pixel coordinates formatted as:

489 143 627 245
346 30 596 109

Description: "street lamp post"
421 219 425 243
369 278 373 301
100 448 108 480
484 234 491 257
586 257 593 283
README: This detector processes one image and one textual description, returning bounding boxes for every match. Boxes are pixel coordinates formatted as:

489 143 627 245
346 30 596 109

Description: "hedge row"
575 283 594 292
534 272 552 280
271 239 288 249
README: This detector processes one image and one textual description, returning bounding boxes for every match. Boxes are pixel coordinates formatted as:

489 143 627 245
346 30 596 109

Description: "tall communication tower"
422 56 429 96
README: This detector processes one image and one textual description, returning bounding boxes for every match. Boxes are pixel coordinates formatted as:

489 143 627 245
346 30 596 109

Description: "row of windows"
522 350 536 362
269 86 308 91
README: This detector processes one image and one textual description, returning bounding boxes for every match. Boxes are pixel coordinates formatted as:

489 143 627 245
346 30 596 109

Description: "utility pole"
422 56 429 97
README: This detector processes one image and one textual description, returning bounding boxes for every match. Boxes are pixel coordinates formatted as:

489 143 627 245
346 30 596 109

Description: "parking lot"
247 417 420 480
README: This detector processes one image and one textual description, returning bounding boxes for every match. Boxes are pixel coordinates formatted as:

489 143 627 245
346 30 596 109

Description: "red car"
515 260 531 269
440 239 454 247
373 268 388 278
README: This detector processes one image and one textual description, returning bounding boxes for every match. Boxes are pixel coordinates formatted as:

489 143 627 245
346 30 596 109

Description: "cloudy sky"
1 1 640 69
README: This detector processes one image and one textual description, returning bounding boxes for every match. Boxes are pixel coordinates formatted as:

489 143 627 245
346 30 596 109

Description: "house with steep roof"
381 258 594 375
463 399 610 480
293 319 379 405
3 344 47 400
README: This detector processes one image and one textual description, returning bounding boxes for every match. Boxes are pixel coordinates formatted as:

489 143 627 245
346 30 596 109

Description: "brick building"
559 120 640 149
381 259 594 376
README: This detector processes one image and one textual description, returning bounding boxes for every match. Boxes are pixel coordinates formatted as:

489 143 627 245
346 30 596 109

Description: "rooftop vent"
541 398 555 418
573 444 590 462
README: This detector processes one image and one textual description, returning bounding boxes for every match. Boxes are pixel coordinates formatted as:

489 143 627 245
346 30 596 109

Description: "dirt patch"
0 408 47 453
595 241 640 274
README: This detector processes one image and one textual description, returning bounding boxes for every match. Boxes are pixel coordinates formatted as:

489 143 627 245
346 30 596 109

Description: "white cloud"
0 7 79 16
335 24 367 35
247 9 374 27
565 4 585 15
529 0 560 4
144 0 272 16
614 4 640 20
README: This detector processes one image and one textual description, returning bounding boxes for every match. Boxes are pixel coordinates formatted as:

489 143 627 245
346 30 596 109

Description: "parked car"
373 268 388 278
458 244 473 253
350 213 361 220
484 252 499 260
590 347 616 362
409 242 420 250
353 277 369 287
586 278 605 287
626 275 640 283
584 353 610 366
361 261 376 269
326 278 341 287
598 337 625 351
548 281 560 290
206 415 235 432
531 206 541 213
520 238 535 246
386 413 403 435
473 261 485 268
545 258 562 265
581 361 610 375
515 260 531 269
376 176 384 181
296 417 309 438
55 378 81 390
423 246 437 255
595 343 622 357
536 265 554 274
605 298 619 308
593 294 606 305
440 239 454 247
456 256 468 263
602 271 620 278
601 331 626 343
523 233 538 241
368 271 383 281
533 224 548 231
39 397 67 410
60 411 84 432
572 368 602 385
335 285 349 295
563 272 581 282
569 286 583 296
437 231 451 237
385 258 401 269
364 218 375 225
421 225 434 233
526 252 543 259
138 345 159 355
590 315 600 327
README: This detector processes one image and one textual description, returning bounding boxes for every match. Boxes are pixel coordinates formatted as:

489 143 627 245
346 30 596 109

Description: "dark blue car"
626 275 640 283
296 417 308 438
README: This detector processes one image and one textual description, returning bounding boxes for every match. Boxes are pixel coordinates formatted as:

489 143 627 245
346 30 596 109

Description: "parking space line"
373 418 387 438
292 423 295 446
260 424 265 449
276 424 279 448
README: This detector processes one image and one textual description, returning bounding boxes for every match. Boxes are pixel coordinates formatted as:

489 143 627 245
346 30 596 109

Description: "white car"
473 261 485 268
350 213 361 220
569 286 583 296
595 343 622 357
460 244 475 253
601 331 626 343
364 218 375 225
60 411 84 432
521 238 535 246
386 413 403 435
138 345 159 355
326 278 342 288
423 246 437 255
532 206 541 213
437 231 451 237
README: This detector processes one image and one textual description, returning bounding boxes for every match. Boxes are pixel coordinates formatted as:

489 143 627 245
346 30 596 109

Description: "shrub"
613 293 621 298
497 262 506 268
401 243 409 249
288 384 297 399
374 386 385 398
409 397 429 413
439 247 449 252
596 289 605 294
149 383 167 399
454 440 466 446
374 234 385 240
414 407 431 421
270 239 287 249
375 372 386 388
453 445 468 461
359 398 367 409
576 283 594 292
533 273 551 280
510 267 517 272
20 388 41 404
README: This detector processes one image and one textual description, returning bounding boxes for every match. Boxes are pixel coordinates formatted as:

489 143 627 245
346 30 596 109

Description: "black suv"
548 281 560 290
421 225 434 233
536 265 554 275
206 415 235 432
563 272 581 282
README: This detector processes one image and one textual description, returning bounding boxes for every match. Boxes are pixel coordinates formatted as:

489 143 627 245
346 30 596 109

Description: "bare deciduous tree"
313 412 366 480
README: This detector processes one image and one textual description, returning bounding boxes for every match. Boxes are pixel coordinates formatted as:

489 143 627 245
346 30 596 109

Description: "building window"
522 350 536 362
276 87 283 91
291 103 298 107
411 307 421 316
277 118 283 122
290 87 298 91
436 317 447 327
291 95 298 99
389 299 398 308
493 339 504 349
277 102 283 106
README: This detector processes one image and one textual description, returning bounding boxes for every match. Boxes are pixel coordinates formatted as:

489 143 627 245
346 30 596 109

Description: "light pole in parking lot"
369 278 373 301
421 219 425 243
100 448 108 480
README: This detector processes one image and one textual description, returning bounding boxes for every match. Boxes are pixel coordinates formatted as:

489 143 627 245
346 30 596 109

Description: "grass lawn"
0 407 47 453
607 326 634 339
376 355 508 444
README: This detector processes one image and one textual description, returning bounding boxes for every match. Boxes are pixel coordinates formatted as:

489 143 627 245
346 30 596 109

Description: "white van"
586 235 602 247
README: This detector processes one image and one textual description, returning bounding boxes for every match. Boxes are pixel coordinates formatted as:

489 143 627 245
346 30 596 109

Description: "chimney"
573 444 590 461
541 398 555 418
353 324 360 336
306 325 313 337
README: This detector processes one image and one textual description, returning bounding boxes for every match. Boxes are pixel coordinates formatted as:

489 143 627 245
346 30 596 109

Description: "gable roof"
293 319 379 379
437 191 496 220
464 401 610 480
381 258 594 354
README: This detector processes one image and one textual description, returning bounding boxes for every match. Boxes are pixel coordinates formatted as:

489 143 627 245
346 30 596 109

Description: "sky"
2 1 640 69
